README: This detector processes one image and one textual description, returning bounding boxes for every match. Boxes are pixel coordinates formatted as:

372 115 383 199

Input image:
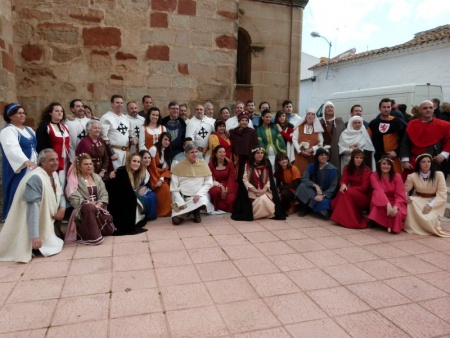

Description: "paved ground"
0 214 450 338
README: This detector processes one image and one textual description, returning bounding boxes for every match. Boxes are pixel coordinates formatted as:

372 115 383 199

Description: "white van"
316 84 444 122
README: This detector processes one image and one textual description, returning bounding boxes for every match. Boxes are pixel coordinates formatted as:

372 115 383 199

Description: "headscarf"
321 101 336 125
297 110 324 133
338 116 374 154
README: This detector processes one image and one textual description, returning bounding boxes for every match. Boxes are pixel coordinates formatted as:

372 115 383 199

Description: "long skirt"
331 188 370 229
209 186 237 213
154 181 172 217
251 194 275 219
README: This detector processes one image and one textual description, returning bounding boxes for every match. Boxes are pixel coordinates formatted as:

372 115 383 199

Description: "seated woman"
331 149 372 229
138 150 158 221
231 147 285 221
404 153 450 237
295 148 338 219
338 116 375 171
106 153 149 235
274 153 301 215
368 155 406 233
149 132 173 217
65 154 115 245
170 144 213 225
208 145 238 213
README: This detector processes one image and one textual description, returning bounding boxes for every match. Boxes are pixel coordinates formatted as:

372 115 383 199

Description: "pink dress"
368 172 406 233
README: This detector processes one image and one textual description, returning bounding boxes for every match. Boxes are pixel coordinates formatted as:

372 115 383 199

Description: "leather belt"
112 145 129 151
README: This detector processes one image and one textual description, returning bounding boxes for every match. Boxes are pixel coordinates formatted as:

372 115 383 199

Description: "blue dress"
0 125 37 220
136 173 158 221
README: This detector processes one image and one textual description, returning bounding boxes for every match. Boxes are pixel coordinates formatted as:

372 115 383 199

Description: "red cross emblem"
379 123 390 133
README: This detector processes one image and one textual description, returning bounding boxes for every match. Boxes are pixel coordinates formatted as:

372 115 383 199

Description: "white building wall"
309 43 450 112
299 52 319 116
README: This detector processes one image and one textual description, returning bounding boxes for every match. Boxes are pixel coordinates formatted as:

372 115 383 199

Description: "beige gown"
404 171 450 237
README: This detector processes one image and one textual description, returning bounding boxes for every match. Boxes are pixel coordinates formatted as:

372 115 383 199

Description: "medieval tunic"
0 124 37 220
139 124 166 151
368 116 405 173
0 168 64 263
149 146 172 217
100 111 132 169
404 171 450 237
256 124 286 168
65 116 90 162
274 165 301 214
170 159 213 217
292 123 324 175
331 166 372 229
162 116 186 156
278 123 295 162
208 161 238 212
368 172 406 233
226 116 254 131
321 117 345 174
125 114 145 153
186 116 215 161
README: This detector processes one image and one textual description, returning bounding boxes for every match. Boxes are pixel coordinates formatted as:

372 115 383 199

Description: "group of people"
0 95 449 263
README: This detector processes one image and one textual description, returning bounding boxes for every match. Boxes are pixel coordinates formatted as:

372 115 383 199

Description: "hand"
386 151 397 159
99 171 105 178
306 148 314 155
138 186 146 196
402 161 413 170
406 196 412 204
339 184 347 193
96 202 103 208
32 237 42 250
179 204 187 210
155 180 163 188
422 205 432 214
315 186 322 195
193 195 200 203
386 203 393 216
24 160 37 170
54 207 65 221
111 154 118 161
434 154 445 164
109 171 116 179
130 139 136 145
254 189 265 197
314 194 324 202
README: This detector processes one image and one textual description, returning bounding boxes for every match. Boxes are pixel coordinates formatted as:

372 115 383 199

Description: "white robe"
170 174 213 217
125 114 145 153
0 168 63 263
100 112 132 168
65 116 90 161
0 125 37 172
225 116 254 131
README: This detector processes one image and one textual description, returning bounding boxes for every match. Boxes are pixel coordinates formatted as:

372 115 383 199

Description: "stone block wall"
12 0 239 123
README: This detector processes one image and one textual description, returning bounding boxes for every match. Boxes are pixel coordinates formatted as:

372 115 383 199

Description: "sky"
301 0 450 58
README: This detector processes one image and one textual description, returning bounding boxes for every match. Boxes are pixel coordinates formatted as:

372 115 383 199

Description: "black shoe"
172 216 184 226
320 210 331 219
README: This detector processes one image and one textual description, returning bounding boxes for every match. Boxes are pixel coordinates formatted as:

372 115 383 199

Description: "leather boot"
193 209 201 223
172 216 184 226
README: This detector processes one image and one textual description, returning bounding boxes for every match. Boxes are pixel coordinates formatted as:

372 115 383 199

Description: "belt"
415 192 436 198
112 145 129 151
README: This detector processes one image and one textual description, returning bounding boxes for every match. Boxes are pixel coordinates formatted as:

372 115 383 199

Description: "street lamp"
311 31 332 79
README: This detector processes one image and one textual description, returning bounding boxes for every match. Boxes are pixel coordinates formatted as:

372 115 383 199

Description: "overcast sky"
301 0 450 58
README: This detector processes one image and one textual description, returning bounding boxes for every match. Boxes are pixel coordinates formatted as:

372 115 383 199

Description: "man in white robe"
186 104 215 161
0 149 65 263
125 101 145 153
100 94 135 169
170 144 213 225
65 99 90 162
226 101 254 131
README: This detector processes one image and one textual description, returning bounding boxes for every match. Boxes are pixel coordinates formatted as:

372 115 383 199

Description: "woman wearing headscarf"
338 115 375 171
295 148 338 219
320 101 345 173
404 153 450 237
292 108 324 175
0 103 38 221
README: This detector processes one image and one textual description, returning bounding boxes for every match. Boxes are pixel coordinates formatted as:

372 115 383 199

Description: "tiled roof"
309 24 450 70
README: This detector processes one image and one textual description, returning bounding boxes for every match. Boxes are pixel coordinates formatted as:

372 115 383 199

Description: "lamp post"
311 31 332 79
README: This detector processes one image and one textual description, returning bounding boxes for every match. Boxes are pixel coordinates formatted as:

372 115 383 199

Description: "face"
84 107 92 119
420 101 434 120
195 105 204 119
306 112 315 124
262 113 272 125
246 102 255 113
220 109 230 121
80 158 94 175
351 106 363 117
141 152 151 167
161 135 170 148
150 110 160 123
50 105 64 123
379 102 391 117
127 102 138 117
352 120 362 130
277 113 286 124
239 118 249 128
88 122 101 138
217 124 226 134
216 147 226 160
130 156 141 172
235 103 244 115
380 159 392 173
419 157 431 173
186 148 198 162
169 105 179 119
179 106 188 120
278 156 289 168
111 98 124 114
324 105 334 120
143 97 153 111
283 103 293 115
71 100 84 118
318 153 328 165
9 108 26 126
41 151 59 174
254 150 265 162
259 103 270 113
205 105 214 118
353 155 364 167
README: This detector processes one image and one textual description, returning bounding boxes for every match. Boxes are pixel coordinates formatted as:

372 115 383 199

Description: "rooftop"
1 215 450 337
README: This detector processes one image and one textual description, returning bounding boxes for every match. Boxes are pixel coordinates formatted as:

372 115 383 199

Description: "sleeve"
0 127 30 172
24 175 43 238
395 120 406 156
399 128 412 161
300 164 315 187
356 167 372 193
292 127 300 153
26 202 40 238
69 189 85 208
433 172 448 211
242 163 255 191
95 174 109 204
226 162 239 194
339 166 349 186
312 133 324 152
209 134 220 158
170 174 185 206
280 126 293 143
185 120 195 140
76 138 90 156
100 141 110 172
36 123 52 153
196 175 213 196
323 169 338 199
275 129 287 152
100 115 111 141
370 172 389 207
404 173 414 194
139 125 146 151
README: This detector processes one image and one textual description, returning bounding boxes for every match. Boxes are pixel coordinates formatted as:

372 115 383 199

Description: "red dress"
331 166 371 229
208 161 238 212
368 172 406 233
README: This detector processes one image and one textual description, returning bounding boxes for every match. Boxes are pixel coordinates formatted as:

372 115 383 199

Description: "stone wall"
12 0 239 124
0 0 16 116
